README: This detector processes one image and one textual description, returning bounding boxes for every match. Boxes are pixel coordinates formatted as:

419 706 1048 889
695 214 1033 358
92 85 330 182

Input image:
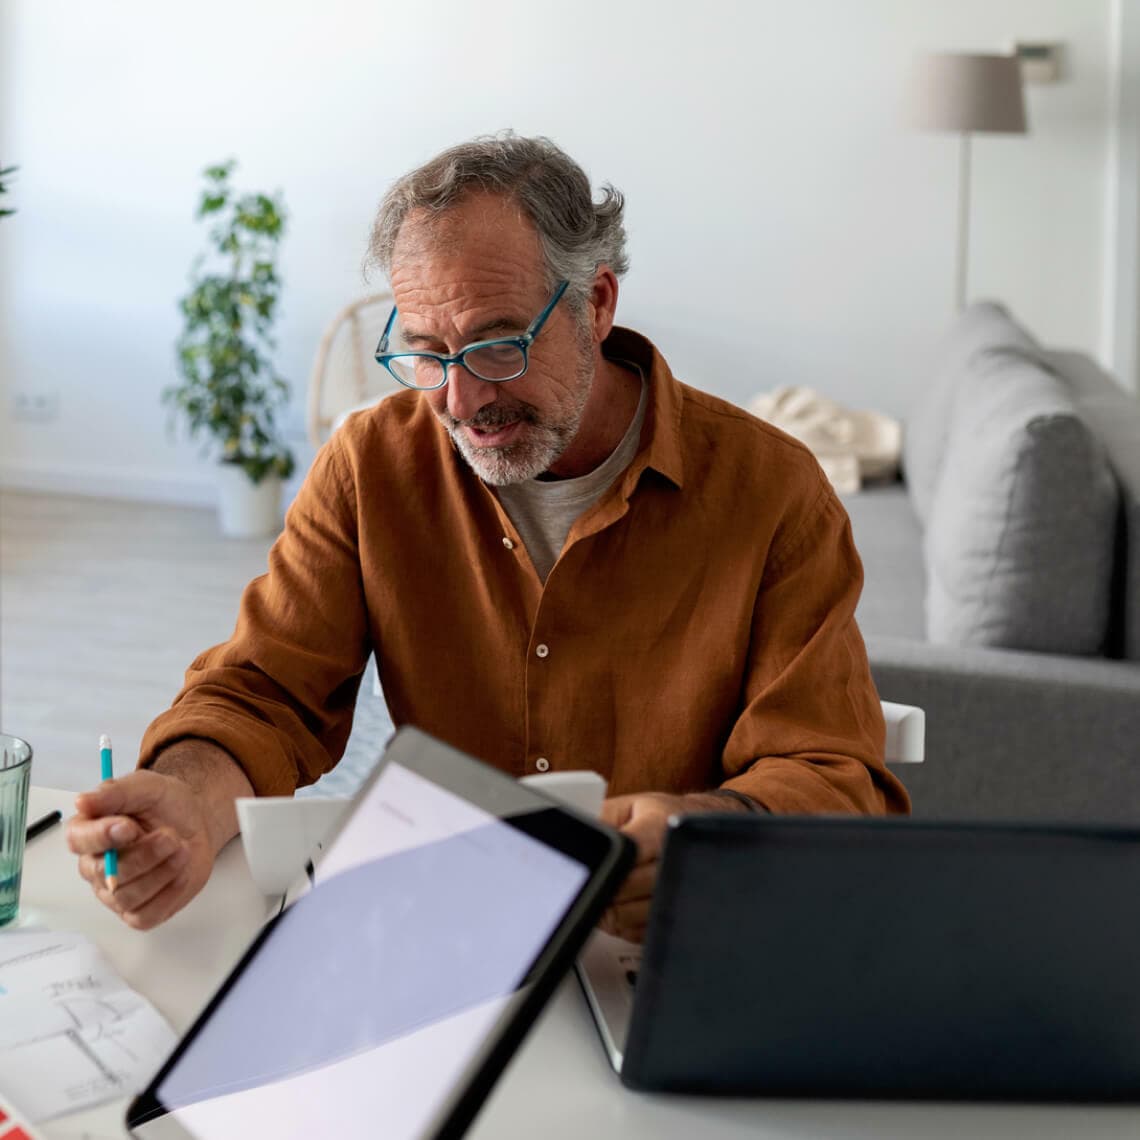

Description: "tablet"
126 727 633 1140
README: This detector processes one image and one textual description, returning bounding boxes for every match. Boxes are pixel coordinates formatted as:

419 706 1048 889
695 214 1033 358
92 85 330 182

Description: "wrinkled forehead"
389 192 547 301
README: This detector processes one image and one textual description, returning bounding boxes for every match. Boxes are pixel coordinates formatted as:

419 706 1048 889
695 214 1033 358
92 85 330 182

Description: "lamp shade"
908 53 1028 134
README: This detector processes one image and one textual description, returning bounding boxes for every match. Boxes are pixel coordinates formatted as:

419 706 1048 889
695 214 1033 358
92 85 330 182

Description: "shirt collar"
602 326 685 490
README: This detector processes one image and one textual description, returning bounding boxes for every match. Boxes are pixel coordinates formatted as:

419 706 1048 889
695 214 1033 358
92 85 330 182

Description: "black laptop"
577 813 1140 1100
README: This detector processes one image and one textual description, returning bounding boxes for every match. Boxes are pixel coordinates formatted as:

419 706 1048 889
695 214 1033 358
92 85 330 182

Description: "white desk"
16 786 1140 1140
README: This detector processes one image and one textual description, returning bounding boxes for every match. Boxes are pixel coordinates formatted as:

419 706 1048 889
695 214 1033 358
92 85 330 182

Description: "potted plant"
0 163 16 218
166 160 295 538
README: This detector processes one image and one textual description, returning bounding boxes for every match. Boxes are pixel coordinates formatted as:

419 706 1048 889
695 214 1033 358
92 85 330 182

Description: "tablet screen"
133 748 603 1139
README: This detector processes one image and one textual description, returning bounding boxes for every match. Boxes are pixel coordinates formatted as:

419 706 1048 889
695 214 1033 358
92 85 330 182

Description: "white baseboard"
0 461 216 508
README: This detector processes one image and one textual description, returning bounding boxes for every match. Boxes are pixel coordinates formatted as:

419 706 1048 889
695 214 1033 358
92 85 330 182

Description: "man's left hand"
598 791 752 943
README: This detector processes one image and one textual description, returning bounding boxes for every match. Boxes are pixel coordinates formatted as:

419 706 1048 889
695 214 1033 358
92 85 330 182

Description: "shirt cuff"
709 788 768 813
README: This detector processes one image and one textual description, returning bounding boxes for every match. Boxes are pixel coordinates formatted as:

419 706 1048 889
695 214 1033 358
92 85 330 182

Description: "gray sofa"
846 303 1140 821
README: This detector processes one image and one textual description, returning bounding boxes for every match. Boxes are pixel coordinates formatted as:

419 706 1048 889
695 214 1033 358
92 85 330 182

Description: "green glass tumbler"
0 733 33 927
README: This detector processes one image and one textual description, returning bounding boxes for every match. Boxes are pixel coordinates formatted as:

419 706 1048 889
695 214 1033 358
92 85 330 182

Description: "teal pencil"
99 733 118 892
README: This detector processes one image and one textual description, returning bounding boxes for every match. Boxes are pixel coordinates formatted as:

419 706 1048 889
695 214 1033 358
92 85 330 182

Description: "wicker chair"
306 292 397 447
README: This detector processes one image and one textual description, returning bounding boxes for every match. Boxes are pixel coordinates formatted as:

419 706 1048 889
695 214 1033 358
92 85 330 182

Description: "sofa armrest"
864 636 1140 822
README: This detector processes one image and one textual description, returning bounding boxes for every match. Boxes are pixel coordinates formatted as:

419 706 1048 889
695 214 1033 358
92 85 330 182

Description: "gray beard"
450 419 576 485
444 358 593 486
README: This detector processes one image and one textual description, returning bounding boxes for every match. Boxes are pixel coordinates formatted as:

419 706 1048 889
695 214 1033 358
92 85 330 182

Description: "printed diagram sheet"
0 930 177 1123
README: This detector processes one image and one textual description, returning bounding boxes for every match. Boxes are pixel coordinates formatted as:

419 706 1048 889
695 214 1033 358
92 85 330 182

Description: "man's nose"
445 364 499 422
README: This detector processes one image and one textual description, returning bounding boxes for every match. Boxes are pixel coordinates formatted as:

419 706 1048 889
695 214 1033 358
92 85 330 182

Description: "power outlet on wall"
10 390 61 423
1012 41 1063 84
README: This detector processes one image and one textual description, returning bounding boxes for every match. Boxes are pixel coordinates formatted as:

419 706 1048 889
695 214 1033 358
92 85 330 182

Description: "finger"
120 869 199 931
84 861 183 929
606 897 652 944
110 845 189 916
77 848 136 893
76 828 177 888
89 878 126 918
621 810 670 865
597 903 636 939
74 770 166 821
78 852 109 887
110 830 184 889
609 861 656 907
600 796 635 830
67 814 140 856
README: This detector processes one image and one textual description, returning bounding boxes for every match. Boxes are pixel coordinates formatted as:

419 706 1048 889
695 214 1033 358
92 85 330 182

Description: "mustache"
446 400 540 430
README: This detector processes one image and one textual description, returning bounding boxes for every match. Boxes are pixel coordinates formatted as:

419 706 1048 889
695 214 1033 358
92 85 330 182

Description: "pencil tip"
106 876 118 894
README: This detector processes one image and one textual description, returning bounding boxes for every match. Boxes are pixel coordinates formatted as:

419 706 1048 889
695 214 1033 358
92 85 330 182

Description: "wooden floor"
1 491 275 792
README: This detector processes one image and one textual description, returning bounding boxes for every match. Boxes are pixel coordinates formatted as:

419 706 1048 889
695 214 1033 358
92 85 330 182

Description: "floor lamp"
909 53 1028 312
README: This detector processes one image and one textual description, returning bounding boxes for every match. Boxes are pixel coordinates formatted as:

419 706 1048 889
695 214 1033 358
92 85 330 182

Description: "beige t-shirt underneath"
496 373 648 582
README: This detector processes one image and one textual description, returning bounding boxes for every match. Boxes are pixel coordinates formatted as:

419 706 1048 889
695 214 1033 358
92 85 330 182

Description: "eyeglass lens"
388 343 527 389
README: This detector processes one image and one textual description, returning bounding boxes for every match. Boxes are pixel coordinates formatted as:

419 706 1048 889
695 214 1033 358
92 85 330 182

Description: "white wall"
0 0 1125 506
1104 0 1140 391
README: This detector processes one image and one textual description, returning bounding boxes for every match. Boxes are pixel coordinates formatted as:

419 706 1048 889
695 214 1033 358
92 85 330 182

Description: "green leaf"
197 192 228 217
168 158 292 478
204 159 235 183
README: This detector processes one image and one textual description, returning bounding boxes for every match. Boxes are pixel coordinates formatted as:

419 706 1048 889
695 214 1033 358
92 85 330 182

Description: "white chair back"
306 292 397 446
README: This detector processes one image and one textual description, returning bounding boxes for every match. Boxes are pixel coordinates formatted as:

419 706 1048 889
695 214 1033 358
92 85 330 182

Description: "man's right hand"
67 769 217 930
66 739 255 930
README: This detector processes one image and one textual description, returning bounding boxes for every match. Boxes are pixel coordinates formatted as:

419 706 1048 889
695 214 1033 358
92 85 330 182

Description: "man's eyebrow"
399 315 527 347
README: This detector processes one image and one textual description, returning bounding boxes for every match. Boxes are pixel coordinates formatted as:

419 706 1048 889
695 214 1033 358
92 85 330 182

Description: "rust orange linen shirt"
140 328 909 816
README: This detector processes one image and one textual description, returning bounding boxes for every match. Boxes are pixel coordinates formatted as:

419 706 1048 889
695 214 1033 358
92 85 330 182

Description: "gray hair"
366 132 628 313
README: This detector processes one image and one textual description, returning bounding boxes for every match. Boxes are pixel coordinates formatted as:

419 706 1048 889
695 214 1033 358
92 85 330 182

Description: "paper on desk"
0 930 177 1124
0 1086 48 1139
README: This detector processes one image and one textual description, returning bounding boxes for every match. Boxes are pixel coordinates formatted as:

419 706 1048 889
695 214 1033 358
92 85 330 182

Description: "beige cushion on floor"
748 386 901 493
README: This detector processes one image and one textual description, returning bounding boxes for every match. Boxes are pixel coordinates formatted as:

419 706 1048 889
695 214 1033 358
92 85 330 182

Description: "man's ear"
588 267 620 345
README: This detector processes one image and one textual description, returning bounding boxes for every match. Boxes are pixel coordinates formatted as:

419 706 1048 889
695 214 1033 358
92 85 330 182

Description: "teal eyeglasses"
375 280 569 391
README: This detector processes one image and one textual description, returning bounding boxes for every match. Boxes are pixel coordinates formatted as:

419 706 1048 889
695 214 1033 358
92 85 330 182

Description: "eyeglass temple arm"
525 280 569 341
376 306 398 356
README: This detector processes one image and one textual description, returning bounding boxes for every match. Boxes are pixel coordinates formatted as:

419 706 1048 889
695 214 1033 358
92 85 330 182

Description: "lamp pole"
956 131 972 312
907 53 1027 314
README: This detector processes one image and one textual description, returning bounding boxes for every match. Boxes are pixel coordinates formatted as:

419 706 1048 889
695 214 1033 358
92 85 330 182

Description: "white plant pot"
216 464 282 539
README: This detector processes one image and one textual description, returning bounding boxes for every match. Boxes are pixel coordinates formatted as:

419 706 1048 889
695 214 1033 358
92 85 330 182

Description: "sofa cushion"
1048 351 1140 661
924 353 1119 655
903 302 1042 525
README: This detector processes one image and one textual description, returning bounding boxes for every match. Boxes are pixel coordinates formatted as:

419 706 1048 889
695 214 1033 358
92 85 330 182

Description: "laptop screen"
137 755 591 1139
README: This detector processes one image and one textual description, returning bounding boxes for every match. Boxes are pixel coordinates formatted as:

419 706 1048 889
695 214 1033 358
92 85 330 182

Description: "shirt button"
502 537 515 550
535 757 550 772
535 643 549 658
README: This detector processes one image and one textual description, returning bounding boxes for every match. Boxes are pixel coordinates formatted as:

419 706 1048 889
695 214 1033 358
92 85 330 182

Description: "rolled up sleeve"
138 437 372 796
719 482 911 816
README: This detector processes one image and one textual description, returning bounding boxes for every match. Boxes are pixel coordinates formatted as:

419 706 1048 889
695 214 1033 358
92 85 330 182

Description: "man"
68 134 909 939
